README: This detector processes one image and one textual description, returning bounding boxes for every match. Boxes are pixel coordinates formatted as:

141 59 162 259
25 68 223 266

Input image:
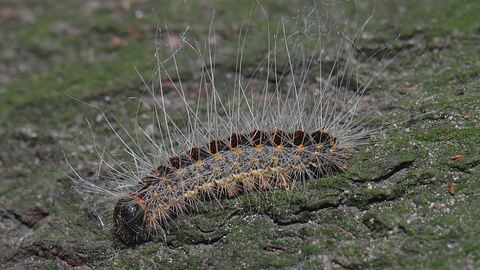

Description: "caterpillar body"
69 8 386 244
114 128 350 243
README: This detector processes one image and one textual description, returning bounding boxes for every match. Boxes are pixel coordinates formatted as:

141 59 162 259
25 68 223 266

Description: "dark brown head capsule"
112 197 150 244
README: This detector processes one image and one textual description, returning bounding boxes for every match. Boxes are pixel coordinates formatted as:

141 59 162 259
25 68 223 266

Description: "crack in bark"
370 160 415 182
349 159 415 183
269 199 340 226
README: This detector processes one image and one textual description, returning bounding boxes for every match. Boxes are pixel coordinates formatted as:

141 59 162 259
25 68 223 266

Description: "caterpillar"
113 129 350 243
68 7 389 245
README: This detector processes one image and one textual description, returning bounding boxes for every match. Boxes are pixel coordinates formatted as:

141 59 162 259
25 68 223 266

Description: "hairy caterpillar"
68 6 391 245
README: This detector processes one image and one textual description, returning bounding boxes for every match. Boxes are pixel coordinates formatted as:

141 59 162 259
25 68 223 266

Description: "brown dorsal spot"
189 147 200 161
293 130 308 146
311 130 331 144
169 156 181 169
269 129 287 146
229 133 240 148
249 129 266 146
229 133 248 148
209 139 226 154
189 147 209 161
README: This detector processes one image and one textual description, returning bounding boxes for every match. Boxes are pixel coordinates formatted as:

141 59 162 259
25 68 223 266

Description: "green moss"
302 240 328 256
44 265 60 270
2 0 480 269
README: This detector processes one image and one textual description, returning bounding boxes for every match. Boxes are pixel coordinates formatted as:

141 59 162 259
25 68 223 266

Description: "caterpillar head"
112 197 151 244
